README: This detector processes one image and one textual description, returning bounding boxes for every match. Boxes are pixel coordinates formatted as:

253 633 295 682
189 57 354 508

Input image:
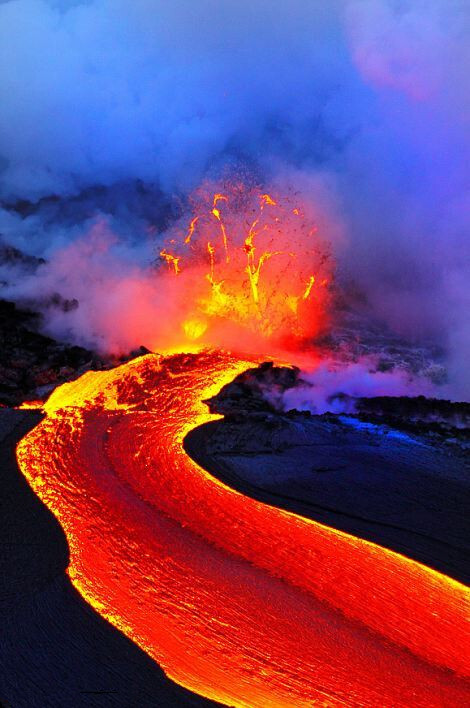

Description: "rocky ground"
0 297 150 407
206 361 469 449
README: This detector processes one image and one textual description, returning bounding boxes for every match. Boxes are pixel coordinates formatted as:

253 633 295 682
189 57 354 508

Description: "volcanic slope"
17 351 470 707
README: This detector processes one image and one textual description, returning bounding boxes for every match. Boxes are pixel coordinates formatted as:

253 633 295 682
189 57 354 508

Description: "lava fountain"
14 182 470 706
155 182 332 356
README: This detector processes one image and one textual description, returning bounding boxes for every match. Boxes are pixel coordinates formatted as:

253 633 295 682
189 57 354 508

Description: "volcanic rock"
0 298 152 407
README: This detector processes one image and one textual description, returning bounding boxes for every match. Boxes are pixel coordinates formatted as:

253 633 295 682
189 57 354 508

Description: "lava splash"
157 183 332 355
17 351 470 706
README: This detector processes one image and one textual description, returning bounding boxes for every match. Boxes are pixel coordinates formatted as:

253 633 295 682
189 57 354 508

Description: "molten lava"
157 183 332 354
17 351 470 707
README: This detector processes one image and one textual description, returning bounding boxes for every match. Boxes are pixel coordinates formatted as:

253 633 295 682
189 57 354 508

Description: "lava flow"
16 350 470 707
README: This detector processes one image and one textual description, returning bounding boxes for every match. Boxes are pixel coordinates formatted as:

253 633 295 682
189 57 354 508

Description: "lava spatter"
17 351 470 707
157 183 332 354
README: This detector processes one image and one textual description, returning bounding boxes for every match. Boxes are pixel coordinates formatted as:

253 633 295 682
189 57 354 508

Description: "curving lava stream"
17 350 470 707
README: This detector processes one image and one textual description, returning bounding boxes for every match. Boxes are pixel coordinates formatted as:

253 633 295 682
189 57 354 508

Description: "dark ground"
0 298 150 407
0 410 217 708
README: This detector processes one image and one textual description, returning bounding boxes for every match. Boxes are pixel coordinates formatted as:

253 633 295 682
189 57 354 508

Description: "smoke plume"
0 0 469 399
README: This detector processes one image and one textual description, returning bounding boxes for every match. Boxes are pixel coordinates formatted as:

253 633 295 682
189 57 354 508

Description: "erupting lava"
158 183 332 353
16 351 470 707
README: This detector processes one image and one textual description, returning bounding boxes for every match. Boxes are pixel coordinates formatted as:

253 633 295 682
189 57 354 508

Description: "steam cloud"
277 359 434 416
0 0 469 399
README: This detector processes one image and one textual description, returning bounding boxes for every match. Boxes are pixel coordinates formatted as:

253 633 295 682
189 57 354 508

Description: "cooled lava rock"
0 298 150 407
204 360 469 449
204 361 302 416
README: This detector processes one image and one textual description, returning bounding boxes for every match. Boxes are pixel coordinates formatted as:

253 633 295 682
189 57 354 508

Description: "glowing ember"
16 400 44 410
17 351 470 706
158 183 332 353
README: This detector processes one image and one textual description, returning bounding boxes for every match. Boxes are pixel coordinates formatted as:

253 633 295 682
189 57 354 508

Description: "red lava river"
16 351 470 707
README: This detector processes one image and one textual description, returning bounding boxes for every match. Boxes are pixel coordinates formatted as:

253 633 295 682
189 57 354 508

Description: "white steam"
278 360 433 415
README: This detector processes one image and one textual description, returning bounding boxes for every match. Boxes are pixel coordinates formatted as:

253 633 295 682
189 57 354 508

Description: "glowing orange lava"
156 183 332 354
16 351 470 706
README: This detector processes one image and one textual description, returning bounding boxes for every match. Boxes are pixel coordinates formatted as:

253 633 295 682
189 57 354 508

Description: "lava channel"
17 350 470 707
